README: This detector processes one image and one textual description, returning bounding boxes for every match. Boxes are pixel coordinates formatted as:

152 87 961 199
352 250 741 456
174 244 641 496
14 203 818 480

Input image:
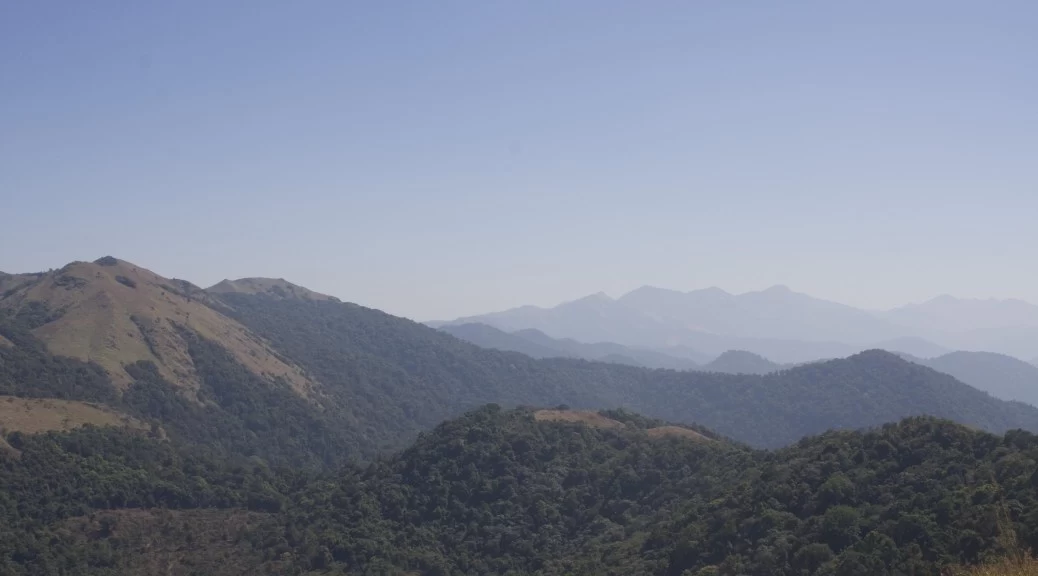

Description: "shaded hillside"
438 322 566 359
702 350 785 374
512 327 708 368
2 407 1037 575
439 322 704 369
212 292 1038 449
903 351 1038 408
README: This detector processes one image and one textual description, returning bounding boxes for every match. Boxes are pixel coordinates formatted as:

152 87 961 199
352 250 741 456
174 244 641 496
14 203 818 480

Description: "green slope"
212 293 1038 450
2 407 1037 575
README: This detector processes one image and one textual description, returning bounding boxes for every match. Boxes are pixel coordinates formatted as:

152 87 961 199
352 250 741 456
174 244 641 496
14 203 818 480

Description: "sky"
2 1 1037 321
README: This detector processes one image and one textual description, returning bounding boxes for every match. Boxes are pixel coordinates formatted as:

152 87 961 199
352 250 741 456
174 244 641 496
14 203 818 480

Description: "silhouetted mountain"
702 350 786 374
870 336 950 358
884 295 1038 358
439 287 956 363
901 350 1038 408
885 294 1038 333
619 284 905 343
440 323 706 369
438 323 566 359
512 328 714 366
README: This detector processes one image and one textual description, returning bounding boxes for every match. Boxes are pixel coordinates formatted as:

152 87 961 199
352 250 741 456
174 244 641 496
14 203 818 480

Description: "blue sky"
2 1 1036 320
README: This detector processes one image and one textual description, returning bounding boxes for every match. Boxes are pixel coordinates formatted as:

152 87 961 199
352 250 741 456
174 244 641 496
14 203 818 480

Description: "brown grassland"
0 395 147 435
533 409 625 429
0 259 316 396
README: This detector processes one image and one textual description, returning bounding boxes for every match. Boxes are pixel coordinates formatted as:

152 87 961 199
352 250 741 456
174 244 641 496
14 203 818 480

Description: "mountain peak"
207 278 339 302
568 291 613 306
703 350 783 374
0 259 316 395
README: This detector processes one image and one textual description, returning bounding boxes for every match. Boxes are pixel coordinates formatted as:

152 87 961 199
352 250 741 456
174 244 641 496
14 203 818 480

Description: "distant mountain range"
432 285 1038 363
441 323 792 374
439 323 708 369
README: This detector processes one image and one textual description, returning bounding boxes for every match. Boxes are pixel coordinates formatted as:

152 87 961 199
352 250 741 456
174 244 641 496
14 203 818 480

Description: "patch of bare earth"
533 409 625 429
58 509 285 576
0 259 316 397
645 425 713 442
0 333 12 348
0 396 147 435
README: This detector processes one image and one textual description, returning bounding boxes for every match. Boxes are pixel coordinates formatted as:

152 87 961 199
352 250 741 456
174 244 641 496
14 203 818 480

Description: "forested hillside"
213 293 1038 449
905 351 1038 408
701 350 786 374
1 406 1036 575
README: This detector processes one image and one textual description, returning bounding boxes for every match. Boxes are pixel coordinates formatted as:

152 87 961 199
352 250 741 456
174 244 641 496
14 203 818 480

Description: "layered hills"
3 256 1038 574
900 350 1038 408
2 257 1038 461
436 285 1038 362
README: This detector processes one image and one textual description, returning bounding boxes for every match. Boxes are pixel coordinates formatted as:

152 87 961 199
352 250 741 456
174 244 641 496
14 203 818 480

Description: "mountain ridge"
207 277 340 302
438 285 1038 362
4 256 1038 461
0 258 315 395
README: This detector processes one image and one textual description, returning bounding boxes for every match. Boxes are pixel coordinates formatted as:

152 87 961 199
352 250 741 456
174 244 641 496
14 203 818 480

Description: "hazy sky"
2 1 1036 320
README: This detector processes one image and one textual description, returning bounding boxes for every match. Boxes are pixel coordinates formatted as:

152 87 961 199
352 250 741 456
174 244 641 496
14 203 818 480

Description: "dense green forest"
1 406 1036 575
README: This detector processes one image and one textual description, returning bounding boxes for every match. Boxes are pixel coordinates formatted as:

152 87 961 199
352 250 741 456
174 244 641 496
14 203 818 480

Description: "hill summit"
0 257 314 394
207 277 339 302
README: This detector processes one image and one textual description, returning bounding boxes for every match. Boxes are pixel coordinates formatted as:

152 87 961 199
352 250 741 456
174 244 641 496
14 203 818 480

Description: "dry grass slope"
0 259 316 396
0 396 147 434
533 409 625 429
958 557 1038 576
208 277 339 302
645 425 713 442
0 272 43 297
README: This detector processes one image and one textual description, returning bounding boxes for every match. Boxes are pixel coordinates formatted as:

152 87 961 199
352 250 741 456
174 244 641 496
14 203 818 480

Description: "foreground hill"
1 406 1036 575
4 257 1038 469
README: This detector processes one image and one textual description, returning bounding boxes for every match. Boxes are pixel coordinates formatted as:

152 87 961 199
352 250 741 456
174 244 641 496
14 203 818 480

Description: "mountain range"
440 322 1038 407
433 285 1038 363
1 256 1036 457
4 256 1038 574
